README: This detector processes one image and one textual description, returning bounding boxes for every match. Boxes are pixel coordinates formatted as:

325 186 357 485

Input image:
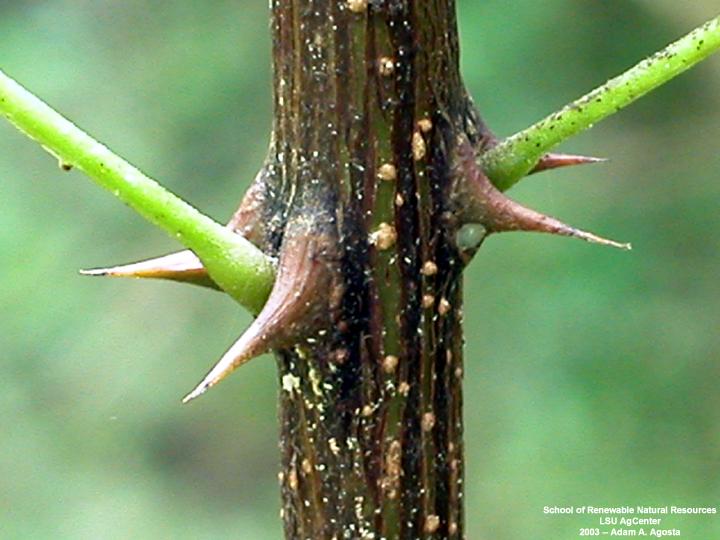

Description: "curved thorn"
530 153 607 175
182 220 337 403
80 250 220 290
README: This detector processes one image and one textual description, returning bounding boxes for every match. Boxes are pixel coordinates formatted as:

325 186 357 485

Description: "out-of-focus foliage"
1 1 718 538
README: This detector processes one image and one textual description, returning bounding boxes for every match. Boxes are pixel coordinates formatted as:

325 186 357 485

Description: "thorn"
226 167 272 244
181 380 210 404
531 153 607 175
80 167 273 291
183 219 338 403
499 204 632 249
454 138 630 250
79 166 273 296
80 250 219 290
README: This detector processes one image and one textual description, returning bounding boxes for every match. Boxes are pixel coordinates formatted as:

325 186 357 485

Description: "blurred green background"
1 2 719 538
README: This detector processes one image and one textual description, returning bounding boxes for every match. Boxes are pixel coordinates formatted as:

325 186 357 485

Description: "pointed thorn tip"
75 251 218 289
580 155 607 163
79 268 109 276
182 384 209 404
569 228 631 250
532 153 609 175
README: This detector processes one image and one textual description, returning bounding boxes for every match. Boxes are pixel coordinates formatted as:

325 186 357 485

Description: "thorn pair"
80 230 330 403
81 167 340 403
454 137 630 251
82 218 337 404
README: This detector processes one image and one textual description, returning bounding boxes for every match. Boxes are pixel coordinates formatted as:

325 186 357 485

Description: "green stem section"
483 14 720 191
0 69 274 313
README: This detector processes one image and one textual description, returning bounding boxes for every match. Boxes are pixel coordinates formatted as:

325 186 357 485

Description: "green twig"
0 69 274 313
483 15 720 191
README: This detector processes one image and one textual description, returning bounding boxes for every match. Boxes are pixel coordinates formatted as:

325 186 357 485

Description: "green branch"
483 14 720 191
0 69 274 313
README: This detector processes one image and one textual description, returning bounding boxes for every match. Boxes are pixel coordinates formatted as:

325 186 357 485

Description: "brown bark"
258 1 490 538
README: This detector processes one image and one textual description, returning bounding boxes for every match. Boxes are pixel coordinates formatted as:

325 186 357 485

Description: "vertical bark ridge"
268 2 471 538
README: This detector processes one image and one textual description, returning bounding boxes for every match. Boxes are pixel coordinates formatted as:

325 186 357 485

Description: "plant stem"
0 69 274 313
270 1 468 537
483 14 720 191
